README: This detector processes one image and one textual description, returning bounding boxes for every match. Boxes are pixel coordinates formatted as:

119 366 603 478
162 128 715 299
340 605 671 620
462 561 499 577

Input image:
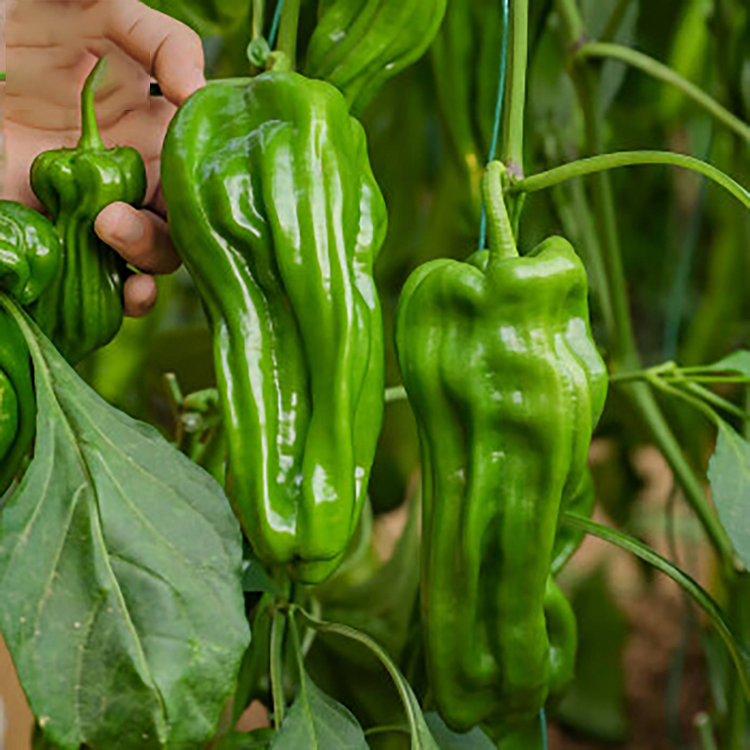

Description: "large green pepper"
29 59 147 365
0 201 62 496
395 162 608 737
162 71 386 584
307 0 448 114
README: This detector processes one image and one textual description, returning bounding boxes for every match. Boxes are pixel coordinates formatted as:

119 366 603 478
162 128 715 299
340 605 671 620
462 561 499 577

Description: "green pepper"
306 0 448 115
29 59 147 365
551 469 596 577
0 201 62 496
162 71 386 584
395 162 608 735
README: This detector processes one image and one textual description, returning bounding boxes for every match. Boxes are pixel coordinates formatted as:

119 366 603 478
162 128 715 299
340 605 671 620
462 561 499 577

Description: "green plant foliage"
272 669 370 748
709 422 750 569
0 300 250 750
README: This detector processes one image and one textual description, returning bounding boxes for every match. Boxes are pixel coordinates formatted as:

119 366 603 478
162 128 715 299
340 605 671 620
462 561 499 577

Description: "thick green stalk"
503 0 530 177
277 0 301 69
553 0 735 563
577 43 750 142
599 0 634 43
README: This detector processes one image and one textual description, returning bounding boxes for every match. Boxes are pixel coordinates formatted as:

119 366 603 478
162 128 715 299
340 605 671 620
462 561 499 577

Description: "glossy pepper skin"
307 0 448 115
0 202 62 496
29 59 147 365
161 71 387 584
395 162 608 735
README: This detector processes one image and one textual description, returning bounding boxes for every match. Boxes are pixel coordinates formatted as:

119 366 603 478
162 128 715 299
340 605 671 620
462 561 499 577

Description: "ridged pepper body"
0 201 62 496
395 163 607 734
29 59 146 365
161 71 387 584
307 0 448 114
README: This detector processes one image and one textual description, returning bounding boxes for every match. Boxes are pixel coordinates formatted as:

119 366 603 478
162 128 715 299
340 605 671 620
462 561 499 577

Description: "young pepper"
29 59 147 364
395 162 608 737
307 0 448 114
162 71 387 584
0 201 62 496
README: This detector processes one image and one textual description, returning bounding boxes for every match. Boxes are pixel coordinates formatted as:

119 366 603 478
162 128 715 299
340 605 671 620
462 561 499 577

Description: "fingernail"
114 211 144 245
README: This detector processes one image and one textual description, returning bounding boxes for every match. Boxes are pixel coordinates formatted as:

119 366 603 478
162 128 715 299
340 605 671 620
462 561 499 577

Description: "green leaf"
564 513 750 700
705 350 750 378
708 421 750 568
0 301 250 750
423 713 494 749
556 568 628 741
295 609 440 749
216 729 276 749
242 553 279 595
272 670 369 749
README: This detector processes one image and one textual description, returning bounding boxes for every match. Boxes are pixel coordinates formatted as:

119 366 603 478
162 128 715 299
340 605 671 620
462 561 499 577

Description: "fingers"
123 274 158 318
105 0 205 106
95 202 182 275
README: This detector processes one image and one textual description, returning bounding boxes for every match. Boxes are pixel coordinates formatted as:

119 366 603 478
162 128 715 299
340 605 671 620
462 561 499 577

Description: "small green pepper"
30 59 147 364
0 202 61 496
307 0 448 114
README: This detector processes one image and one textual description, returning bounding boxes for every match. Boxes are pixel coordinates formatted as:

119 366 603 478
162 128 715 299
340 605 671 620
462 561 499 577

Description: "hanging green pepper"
162 71 386 584
395 162 608 736
306 0 448 115
551 469 596 577
29 58 147 365
0 201 62 496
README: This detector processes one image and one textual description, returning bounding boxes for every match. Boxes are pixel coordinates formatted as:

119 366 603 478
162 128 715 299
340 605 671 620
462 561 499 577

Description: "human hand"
2 0 205 316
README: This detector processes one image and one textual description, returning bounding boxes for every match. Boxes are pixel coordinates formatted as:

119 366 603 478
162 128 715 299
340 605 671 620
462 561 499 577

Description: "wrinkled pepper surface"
30 58 147 364
0 201 62 496
395 162 608 736
307 0 448 114
162 71 386 584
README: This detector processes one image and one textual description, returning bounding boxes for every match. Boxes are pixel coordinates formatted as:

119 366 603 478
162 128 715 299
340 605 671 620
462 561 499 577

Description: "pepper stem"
483 161 519 262
78 58 107 151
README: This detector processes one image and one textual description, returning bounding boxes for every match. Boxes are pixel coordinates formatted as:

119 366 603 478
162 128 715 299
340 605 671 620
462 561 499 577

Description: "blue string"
540 708 548 750
478 0 511 250
268 0 286 50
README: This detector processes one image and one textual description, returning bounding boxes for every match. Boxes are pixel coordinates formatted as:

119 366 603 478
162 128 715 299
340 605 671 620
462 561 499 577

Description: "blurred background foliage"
72 0 750 746
110 0 749 518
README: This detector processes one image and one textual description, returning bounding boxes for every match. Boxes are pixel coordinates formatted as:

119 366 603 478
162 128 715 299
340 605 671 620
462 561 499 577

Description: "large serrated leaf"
0 301 250 750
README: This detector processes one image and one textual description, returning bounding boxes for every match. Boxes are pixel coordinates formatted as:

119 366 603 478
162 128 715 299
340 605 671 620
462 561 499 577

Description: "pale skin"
1 0 205 317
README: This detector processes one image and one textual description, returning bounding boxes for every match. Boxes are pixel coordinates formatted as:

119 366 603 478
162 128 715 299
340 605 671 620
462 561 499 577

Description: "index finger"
104 0 205 106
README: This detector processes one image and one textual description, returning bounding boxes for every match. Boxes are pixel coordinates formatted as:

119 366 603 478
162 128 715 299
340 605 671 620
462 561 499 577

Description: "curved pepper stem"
78 58 107 151
483 160 519 263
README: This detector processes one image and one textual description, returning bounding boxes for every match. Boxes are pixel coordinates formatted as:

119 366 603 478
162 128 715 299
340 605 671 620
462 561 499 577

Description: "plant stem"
577 43 750 142
565 513 750 699
599 0 634 44
510 151 750 209
277 0 301 69
553 0 736 563
252 0 265 40
79 59 107 151
270 609 286 730
503 0 530 177
626 382 735 562
695 712 719 750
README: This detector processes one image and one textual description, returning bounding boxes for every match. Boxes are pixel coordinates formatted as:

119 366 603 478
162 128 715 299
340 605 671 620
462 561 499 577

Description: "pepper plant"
1 0 749 748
